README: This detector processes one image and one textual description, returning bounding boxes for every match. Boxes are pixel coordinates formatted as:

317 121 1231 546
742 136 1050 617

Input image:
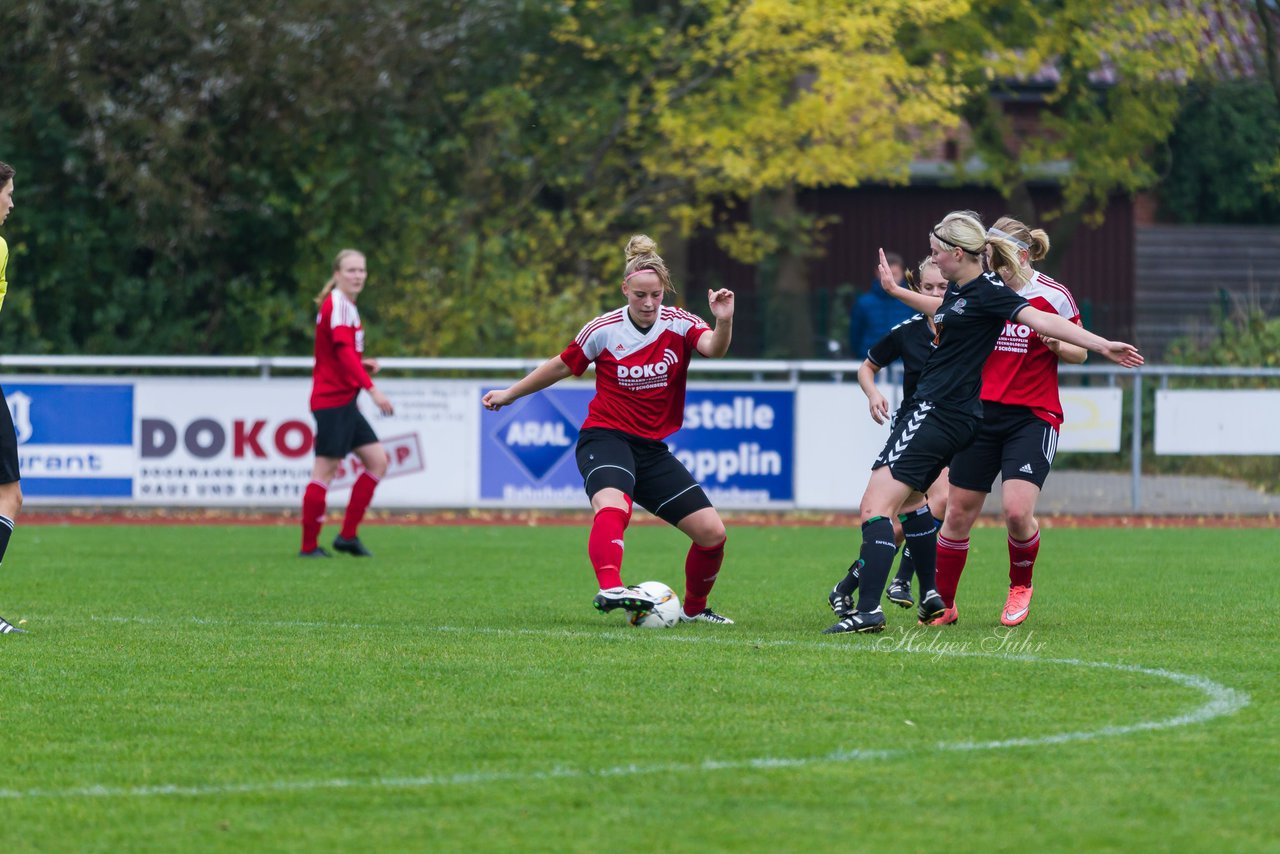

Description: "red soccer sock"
1008 529 1041 588
341 472 381 539
301 480 328 552
587 505 631 590
935 534 970 608
683 537 725 617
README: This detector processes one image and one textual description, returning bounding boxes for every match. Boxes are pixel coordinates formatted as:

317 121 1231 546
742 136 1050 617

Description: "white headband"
986 227 1030 251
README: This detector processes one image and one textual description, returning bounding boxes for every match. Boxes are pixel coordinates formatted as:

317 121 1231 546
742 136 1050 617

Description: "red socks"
683 538 725 617
301 480 328 552
1008 530 1040 588
341 472 380 539
935 534 970 608
588 505 631 590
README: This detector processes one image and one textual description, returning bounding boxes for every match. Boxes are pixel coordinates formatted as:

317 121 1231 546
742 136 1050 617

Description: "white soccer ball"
628 581 681 629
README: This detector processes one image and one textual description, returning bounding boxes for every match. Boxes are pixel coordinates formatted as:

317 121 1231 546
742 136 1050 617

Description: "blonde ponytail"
990 216 1051 263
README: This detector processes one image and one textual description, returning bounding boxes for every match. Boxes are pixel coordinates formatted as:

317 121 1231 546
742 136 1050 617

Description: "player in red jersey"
0 161 25 634
483 235 737 623
299 249 395 558
931 217 1087 627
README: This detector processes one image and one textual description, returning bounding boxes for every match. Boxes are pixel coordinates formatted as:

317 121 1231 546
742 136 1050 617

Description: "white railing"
3 356 1278 510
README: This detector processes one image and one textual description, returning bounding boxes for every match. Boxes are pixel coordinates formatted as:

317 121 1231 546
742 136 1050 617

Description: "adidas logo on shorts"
1019 463 1033 474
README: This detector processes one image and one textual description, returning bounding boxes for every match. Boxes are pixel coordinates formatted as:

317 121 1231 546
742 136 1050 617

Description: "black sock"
0 515 13 565
835 559 863 596
855 517 899 613
899 506 938 593
894 546 915 585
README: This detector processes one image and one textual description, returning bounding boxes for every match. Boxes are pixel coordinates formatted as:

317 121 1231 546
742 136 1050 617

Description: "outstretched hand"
1101 341 1144 368
707 288 735 321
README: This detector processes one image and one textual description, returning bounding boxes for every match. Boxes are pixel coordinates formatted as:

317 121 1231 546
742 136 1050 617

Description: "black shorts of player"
872 399 978 493
575 427 713 526
948 401 1059 493
0 383 19 485
312 397 379 459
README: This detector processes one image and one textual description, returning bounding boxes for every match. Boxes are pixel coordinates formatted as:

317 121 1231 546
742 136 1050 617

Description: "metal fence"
2 356 1277 513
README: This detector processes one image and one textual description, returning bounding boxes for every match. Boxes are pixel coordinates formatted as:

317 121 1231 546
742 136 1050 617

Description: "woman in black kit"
830 257 950 618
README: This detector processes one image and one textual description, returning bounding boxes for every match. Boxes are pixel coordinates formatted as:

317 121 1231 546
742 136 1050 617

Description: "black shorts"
312 398 379 459
0 384 18 484
872 400 978 493
575 427 713 526
948 402 1058 493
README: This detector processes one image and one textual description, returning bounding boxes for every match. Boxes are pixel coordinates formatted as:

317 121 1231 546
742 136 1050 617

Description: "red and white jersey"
560 306 710 440
310 288 373 411
980 271 1080 427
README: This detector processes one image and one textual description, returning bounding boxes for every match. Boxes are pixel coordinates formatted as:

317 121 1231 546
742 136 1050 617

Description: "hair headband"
624 267 660 283
987 227 1030 251
931 228 983 256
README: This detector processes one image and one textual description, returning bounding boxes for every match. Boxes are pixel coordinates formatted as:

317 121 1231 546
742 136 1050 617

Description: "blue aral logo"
493 394 579 481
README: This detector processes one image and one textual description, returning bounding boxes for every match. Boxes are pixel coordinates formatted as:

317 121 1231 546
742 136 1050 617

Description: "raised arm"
482 356 574 411
1015 307 1142 367
696 288 735 358
877 248 941 315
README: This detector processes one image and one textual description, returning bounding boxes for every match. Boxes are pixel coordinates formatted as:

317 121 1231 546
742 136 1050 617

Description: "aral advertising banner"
134 378 476 506
6 381 135 500
480 385 794 508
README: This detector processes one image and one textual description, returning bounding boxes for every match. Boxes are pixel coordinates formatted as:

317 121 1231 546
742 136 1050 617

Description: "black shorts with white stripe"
947 401 1058 493
873 399 978 493
575 427 712 526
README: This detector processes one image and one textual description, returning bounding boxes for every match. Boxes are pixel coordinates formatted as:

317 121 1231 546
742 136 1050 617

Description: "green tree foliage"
0 1 1234 357
0 1 517 355
1160 81 1280 224
910 0 1209 263
1166 307 1280 368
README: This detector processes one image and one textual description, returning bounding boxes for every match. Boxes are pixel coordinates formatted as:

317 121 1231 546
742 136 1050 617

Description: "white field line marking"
0 618 1249 801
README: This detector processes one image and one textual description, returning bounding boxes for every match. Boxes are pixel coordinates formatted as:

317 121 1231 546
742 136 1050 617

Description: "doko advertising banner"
480 385 795 508
132 378 476 506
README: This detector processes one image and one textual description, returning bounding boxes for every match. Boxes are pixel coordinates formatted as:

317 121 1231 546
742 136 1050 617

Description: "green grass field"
1 523 1275 852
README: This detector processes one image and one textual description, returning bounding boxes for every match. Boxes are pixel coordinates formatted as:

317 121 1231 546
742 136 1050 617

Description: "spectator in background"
847 251 915 359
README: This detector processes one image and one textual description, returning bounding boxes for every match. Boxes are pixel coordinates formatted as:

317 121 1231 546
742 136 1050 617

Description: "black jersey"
913 272 1030 418
866 313 935 404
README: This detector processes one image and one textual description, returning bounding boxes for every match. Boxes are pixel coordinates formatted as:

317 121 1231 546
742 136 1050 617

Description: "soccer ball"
627 581 681 629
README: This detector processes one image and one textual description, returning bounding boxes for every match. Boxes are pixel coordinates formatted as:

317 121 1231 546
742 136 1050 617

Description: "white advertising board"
794 383 893 510
1155 390 1280 454
1058 387 1124 452
794 385 1123 510
133 378 477 506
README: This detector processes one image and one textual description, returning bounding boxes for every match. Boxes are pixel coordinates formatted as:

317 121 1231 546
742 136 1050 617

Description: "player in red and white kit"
483 235 736 623
299 249 395 558
931 217 1088 627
